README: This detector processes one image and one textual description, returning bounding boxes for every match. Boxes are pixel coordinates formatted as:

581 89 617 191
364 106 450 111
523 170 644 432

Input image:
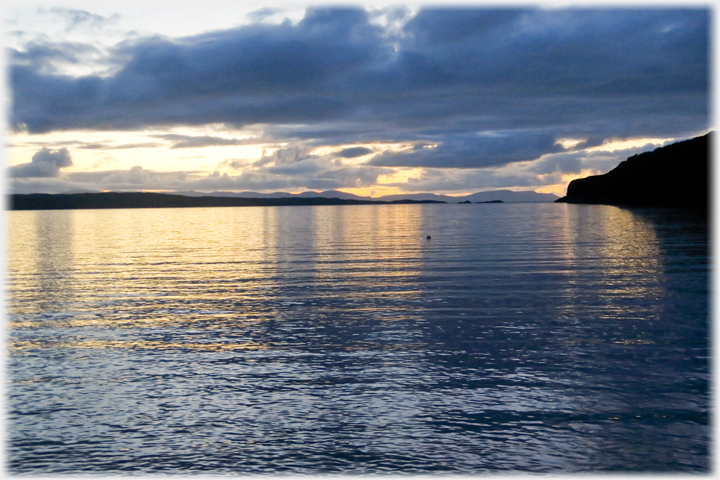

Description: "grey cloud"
265 159 325 176
66 166 201 191
369 132 563 168
8 147 73 178
99 165 151 185
10 7 709 170
80 141 163 149
218 159 246 169
11 139 161 150
312 166 393 188
66 168 201 183
254 146 317 167
336 147 373 158
154 134 259 149
108 142 164 149
529 153 583 175
8 177 99 194
11 40 103 74
60 160 395 193
402 8 527 46
382 168 541 193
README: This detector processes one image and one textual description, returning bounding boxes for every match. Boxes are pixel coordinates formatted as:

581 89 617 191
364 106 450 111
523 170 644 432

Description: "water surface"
7 203 709 473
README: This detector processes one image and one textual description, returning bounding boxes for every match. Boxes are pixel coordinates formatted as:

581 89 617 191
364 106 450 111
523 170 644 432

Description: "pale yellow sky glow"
555 138 586 149
376 168 424 185
7 127 692 197
9 126 270 173
587 137 674 153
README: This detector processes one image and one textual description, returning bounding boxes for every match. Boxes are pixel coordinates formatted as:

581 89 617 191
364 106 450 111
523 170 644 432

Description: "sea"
6 202 710 474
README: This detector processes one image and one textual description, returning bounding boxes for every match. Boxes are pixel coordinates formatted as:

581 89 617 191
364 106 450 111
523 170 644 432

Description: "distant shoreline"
8 192 450 211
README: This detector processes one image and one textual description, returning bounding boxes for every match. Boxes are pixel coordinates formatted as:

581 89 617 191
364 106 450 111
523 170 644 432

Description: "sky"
4 1 711 197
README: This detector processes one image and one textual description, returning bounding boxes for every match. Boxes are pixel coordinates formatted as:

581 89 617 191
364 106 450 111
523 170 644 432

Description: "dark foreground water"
6 203 710 474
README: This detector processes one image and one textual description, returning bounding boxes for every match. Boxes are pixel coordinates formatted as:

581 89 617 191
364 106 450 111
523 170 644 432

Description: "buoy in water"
426 235 431 240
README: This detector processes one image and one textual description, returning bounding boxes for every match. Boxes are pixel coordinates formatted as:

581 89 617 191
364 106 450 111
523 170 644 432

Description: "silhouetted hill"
172 189 558 203
556 133 710 208
375 190 557 203
8 192 446 210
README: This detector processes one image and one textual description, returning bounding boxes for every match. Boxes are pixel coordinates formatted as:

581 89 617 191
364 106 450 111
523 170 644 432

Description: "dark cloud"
336 146 373 158
10 7 709 171
529 152 583 176
8 147 73 178
380 168 543 193
11 40 102 74
369 132 563 168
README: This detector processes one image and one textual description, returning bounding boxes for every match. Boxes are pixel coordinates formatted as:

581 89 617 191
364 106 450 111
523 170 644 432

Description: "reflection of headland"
558 204 666 313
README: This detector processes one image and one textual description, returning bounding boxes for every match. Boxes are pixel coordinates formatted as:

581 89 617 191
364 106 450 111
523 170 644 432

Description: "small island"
556 132 710 209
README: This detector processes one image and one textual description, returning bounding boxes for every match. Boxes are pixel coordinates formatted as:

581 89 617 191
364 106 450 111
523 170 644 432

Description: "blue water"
6 203 709 473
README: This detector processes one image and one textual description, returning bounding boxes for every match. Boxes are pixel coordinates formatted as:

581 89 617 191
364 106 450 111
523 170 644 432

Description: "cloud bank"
7 5 709 194
9 147 74 178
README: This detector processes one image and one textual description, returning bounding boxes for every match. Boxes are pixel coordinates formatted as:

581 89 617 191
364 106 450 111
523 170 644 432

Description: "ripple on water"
7 204 709 474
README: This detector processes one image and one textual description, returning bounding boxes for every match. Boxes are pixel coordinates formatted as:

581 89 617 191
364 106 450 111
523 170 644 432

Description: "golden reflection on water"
260 205 427 316
554 204 665 340
8 204 670 349
8 205 429 344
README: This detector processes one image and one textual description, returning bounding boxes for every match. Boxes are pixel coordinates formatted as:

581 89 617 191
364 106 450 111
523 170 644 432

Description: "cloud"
45 7 119 31
55 157 396 193
8 6 709 191
246 7 284 23
11 40 103 74
8 177 99 194
8 138 680 196
253 145 317 167
218 159 246 170
8 147 73 178
336 147 373 158
154 134 259 149
369 132 563 168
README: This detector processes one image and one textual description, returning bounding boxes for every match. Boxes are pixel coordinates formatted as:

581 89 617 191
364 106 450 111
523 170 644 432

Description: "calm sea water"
6 203 709 474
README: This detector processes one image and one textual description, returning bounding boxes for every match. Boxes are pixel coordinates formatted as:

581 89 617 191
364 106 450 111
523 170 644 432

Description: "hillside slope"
556 133 711 208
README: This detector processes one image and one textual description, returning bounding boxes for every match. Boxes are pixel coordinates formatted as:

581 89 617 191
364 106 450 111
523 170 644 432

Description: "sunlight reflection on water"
7 203 709 474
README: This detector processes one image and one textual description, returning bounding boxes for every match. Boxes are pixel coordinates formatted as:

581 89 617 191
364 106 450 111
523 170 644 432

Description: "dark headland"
556 132 711 209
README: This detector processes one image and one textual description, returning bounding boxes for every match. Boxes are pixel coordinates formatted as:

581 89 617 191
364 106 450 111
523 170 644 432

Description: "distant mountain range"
556 132 710 208
172 189 559 203
8 189 558 211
